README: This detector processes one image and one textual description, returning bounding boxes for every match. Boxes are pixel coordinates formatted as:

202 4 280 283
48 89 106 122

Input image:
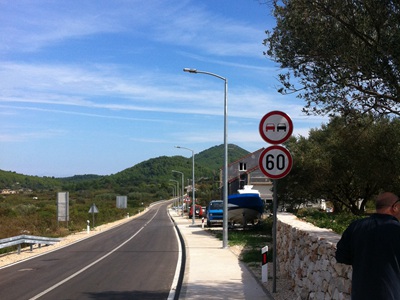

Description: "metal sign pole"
258 110 293 294
92 206 95 229
273 179 278 293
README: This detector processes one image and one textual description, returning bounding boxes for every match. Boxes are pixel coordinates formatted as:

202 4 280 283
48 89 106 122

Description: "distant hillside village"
1 188 33 195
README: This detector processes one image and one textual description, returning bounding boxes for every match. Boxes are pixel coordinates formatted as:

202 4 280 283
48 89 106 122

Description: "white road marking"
167 209 183 300
29 208 160 300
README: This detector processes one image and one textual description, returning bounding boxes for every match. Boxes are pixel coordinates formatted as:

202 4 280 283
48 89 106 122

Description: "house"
220 148 273 202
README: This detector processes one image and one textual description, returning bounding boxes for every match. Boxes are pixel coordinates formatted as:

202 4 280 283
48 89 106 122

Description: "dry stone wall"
276 213 352 300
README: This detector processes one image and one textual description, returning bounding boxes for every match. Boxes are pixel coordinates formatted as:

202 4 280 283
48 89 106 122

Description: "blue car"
206 200 223 227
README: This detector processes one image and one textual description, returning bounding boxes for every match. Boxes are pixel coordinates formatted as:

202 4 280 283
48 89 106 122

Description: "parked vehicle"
188 204 204 218
201 206 206 216
206 200 223 227
228 185 263 226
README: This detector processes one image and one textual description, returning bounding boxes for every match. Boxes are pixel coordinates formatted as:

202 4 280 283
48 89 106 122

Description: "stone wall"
276 213 352 300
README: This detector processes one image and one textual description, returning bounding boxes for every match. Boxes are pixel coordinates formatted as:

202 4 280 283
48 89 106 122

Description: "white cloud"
0 128 66 142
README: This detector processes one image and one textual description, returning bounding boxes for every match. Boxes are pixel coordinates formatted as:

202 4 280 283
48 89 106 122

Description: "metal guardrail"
0 235 61 254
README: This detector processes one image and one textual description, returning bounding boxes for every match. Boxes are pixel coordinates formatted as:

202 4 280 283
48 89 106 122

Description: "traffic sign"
258 146 293 179
259 111 293 144
88 203 99 214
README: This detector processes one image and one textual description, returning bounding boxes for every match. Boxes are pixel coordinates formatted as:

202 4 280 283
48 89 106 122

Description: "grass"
208 218 274 263
207 210 363 264
0 192 147 240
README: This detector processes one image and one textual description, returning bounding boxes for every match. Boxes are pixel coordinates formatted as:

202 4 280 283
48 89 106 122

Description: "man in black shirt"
336 192 400 300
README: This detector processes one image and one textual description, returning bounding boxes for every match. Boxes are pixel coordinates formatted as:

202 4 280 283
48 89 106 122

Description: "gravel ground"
230 245 297 300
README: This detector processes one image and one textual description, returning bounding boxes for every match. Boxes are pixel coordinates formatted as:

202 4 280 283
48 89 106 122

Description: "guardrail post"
18 244 21 254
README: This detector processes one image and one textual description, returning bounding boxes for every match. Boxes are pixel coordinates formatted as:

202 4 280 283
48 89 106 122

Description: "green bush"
296 208 365 234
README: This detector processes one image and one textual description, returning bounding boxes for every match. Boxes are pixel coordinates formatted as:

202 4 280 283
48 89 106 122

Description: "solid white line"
29 209 159 300
0 208 150 271
167 209 183 300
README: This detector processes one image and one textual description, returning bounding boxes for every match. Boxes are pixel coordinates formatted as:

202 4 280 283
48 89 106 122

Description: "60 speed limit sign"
258 146 293 179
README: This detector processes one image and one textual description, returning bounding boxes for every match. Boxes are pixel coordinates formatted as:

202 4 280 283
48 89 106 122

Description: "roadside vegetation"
208 219 274 263
264 0 400 216
295 209 366 235
277 115 400 215
0 145 248 243
0 192 145 240
206 209 367 266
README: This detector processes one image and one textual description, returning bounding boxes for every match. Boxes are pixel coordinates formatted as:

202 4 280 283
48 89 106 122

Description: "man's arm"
335 228 353 265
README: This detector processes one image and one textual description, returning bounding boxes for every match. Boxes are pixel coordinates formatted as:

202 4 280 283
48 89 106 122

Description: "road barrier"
0 235 61 254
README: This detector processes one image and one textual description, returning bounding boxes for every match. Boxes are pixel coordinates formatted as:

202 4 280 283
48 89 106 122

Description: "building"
220 148 273 202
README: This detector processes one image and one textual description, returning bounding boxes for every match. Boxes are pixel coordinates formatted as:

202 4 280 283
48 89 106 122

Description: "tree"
264 0 400 117
280 115 400 214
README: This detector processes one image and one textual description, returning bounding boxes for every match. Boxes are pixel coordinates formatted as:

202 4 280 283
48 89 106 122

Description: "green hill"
195 144 249 171
0 144 250 239
0 144 250 202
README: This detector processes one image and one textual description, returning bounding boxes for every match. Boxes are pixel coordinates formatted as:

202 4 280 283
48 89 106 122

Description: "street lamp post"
175 146 195 225
172 170 184 214
169 179 179 207
183 68 229 248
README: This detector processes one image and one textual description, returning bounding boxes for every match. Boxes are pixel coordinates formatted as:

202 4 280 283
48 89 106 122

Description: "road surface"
0 201 181 300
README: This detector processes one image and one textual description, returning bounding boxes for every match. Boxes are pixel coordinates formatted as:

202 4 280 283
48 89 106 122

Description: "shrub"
296 208 365 234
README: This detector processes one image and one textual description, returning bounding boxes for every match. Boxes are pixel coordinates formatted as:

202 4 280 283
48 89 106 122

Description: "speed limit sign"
258 145 293 179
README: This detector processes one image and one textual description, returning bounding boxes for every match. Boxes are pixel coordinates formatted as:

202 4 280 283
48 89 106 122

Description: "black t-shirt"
336 214 400 300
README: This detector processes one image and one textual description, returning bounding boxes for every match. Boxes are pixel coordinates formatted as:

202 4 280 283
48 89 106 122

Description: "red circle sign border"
259 110 293 144
258 145 293 179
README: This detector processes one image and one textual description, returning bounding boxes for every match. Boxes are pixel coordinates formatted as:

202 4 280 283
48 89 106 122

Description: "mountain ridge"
0 144 250 194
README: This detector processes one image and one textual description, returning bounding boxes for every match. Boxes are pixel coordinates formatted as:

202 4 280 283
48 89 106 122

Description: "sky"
0 0 327 177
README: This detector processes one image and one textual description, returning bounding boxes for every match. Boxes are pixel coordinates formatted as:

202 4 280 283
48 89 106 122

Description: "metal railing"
0 235 61 254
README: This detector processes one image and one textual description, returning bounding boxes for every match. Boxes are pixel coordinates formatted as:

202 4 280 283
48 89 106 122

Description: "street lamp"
172 170 184 214
169 179 179 207
175 146 195 225
183 68 229 248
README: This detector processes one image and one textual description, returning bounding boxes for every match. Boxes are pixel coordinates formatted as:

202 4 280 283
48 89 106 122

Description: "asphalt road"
0 201 181 300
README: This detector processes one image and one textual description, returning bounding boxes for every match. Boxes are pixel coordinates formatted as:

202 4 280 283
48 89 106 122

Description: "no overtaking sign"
258 111 293 180
259 110 293 144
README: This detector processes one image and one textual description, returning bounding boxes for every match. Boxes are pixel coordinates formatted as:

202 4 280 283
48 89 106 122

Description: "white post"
87 220 90 234
262 246 269 283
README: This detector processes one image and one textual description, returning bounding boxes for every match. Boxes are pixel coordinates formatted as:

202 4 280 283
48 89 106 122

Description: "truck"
206 200 223 227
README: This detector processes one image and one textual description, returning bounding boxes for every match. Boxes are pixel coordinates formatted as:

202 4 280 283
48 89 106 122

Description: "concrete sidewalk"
169 209 274 300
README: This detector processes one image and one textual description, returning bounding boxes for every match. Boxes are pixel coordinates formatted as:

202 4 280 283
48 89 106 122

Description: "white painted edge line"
0 208 150 271
29 208 160 300
167 209 183 300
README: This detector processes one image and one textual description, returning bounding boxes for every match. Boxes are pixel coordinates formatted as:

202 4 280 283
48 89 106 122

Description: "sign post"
88 203 99 229
258 110 293 293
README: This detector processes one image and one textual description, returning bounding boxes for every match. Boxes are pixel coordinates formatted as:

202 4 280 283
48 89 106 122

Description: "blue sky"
0 0 326 177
